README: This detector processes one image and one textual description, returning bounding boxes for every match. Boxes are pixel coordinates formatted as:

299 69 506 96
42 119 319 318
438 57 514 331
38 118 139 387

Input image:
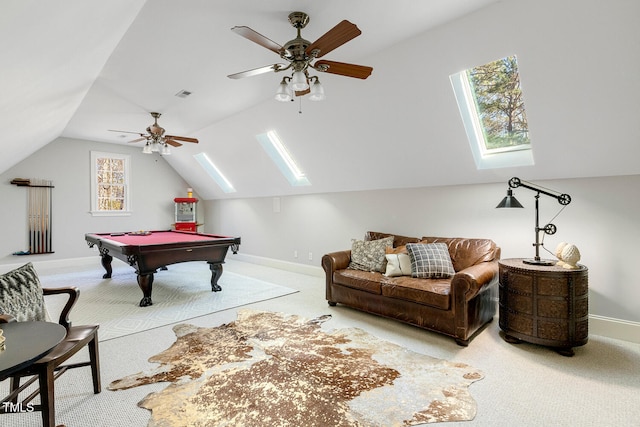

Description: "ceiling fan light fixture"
275 78 292 102
161 144 171 155
291 70 309 91
309 78 325 101
142 143 152 154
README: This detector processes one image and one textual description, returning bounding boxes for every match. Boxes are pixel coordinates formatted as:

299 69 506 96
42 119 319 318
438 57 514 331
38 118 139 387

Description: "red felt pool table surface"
101 230 227 246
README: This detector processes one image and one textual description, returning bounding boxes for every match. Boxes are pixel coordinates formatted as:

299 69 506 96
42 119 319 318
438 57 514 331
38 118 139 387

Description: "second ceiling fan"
228 11 373 101
109 112 198 155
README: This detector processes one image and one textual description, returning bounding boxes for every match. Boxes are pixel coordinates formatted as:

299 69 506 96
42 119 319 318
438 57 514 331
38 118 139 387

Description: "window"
257 130 310 186
90 151 131 216
194 152 236 193
450 55 534 169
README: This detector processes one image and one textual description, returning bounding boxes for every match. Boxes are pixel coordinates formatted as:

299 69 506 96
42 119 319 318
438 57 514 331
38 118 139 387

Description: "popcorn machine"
174 195 198 232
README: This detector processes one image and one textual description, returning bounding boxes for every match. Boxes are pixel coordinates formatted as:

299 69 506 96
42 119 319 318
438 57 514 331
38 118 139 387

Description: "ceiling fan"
109 112 198 155
228 11 373 102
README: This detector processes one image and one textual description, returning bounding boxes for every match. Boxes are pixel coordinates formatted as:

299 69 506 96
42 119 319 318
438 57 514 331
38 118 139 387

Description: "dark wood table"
85 230 241 307
498 258 588 356
0 321 66 381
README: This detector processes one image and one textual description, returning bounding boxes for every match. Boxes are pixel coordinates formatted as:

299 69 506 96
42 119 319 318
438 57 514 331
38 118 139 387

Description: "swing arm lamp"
496 177 571 265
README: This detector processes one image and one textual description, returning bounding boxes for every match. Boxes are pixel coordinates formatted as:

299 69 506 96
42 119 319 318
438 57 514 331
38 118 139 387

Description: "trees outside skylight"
450 54 534 169
467 55 530 152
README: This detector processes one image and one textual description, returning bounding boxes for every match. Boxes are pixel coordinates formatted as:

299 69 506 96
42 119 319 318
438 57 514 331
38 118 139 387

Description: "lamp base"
523 258 555 266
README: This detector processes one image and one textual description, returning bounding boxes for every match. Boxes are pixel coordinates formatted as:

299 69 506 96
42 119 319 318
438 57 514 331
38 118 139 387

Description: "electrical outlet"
308 252 313 261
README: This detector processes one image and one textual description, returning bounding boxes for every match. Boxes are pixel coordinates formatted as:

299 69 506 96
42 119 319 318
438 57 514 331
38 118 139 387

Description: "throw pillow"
385 245 407 255
0 262 49 322
406 243 455 279
384 253 412 277
349 236 394 272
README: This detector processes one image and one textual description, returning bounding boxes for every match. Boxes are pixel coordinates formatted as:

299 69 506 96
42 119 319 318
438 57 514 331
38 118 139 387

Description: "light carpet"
109 309 483 426
40 262 298 341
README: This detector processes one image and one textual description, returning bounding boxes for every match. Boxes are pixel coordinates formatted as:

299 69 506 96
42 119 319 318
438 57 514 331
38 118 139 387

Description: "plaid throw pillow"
406 243 455 279
0 262 49 322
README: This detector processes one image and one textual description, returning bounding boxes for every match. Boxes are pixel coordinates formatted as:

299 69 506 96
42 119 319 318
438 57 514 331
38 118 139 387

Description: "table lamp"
496 177 571 265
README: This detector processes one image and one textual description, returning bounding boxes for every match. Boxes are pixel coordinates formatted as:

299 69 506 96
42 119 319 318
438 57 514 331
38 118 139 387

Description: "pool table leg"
99 252 113 279
209 262 223 292
137 273 154 307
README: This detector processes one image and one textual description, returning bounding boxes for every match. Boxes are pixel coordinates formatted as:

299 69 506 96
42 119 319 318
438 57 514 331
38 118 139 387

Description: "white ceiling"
3 0 639 200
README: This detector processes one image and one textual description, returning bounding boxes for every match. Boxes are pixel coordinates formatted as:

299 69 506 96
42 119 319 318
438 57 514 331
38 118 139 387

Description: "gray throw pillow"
0 262 49 322
349 236 394 272
406 243 455 279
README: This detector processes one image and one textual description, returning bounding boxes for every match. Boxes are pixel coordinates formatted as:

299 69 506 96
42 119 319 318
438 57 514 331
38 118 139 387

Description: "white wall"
204 175 640 327
0 137 201 264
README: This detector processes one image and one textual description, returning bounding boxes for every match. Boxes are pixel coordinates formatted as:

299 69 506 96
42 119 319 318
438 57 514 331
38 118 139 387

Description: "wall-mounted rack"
11 178 55 255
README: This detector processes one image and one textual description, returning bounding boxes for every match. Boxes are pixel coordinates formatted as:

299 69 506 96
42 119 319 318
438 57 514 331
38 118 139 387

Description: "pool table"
85 230 241 307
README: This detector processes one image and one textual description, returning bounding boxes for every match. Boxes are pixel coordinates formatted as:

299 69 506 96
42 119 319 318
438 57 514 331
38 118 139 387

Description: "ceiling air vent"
175 90 192 98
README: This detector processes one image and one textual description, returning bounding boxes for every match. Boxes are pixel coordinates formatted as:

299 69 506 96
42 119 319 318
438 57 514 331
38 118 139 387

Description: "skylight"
450 55 534 169
194 152 236 193
257 130 311 186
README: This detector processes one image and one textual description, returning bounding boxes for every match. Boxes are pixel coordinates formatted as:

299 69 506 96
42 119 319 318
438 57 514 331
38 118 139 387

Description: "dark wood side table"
0 321 66 380
498 258 588 356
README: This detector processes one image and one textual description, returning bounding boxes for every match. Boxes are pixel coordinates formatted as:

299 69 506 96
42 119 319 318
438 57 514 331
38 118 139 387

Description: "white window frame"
194 152 236 193
90 151 132 216
257 130 311 186
450 61 534 170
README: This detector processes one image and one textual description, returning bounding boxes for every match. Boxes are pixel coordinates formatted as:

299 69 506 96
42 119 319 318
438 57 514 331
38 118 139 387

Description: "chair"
0 262 100 427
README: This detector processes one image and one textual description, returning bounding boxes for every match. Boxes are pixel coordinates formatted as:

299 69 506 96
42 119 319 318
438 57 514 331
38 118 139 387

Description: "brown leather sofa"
322 231 500 346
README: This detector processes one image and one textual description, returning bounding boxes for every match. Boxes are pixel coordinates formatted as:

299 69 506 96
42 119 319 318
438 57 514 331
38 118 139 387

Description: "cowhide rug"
109 310 484 426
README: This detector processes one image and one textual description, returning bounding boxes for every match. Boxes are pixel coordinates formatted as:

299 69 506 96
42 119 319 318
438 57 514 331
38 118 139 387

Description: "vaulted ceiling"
2 0 639 200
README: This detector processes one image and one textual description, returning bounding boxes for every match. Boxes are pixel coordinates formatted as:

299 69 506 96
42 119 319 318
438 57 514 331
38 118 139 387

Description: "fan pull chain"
299 96 303 114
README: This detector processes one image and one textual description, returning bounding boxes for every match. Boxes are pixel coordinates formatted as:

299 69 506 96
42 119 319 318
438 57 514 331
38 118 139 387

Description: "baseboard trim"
1 256 98 273
230 253 324 278
589 315 640 344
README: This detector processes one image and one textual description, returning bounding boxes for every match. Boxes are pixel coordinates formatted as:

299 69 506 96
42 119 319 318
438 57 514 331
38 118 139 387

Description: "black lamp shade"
496 189 524 208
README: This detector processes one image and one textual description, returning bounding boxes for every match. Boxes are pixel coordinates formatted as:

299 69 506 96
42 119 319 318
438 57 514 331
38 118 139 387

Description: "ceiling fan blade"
109 129 144 135
306 20 361 58
227 64 284 79
231 26 283 54
295 88 310 97
165 135 198 143
128 137 146 143
314 60 373 79
164 139 183 147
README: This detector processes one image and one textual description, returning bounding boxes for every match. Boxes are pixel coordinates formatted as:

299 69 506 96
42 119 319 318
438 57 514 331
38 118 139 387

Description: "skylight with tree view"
467 55 530 152
450 55 534 169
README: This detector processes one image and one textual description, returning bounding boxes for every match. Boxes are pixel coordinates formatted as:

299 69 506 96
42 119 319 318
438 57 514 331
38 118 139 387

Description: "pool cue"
39 181 45 253
28 185 33 253
36 181 41 253
46 180 52 252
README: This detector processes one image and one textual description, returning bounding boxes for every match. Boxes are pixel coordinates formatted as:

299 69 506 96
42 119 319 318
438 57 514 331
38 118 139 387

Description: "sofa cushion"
0 262 49 322
421 237 498 271
406 243 455 279
348 236 394 272
333 269 383 294
381 276 451 310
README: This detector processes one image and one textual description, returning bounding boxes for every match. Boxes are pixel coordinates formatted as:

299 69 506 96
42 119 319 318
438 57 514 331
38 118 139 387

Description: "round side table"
498 258 588 356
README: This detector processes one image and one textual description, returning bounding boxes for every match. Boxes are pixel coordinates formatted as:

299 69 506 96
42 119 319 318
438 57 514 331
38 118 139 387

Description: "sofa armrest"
322 250 351 303
451 260 499 301
322 250 352 273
